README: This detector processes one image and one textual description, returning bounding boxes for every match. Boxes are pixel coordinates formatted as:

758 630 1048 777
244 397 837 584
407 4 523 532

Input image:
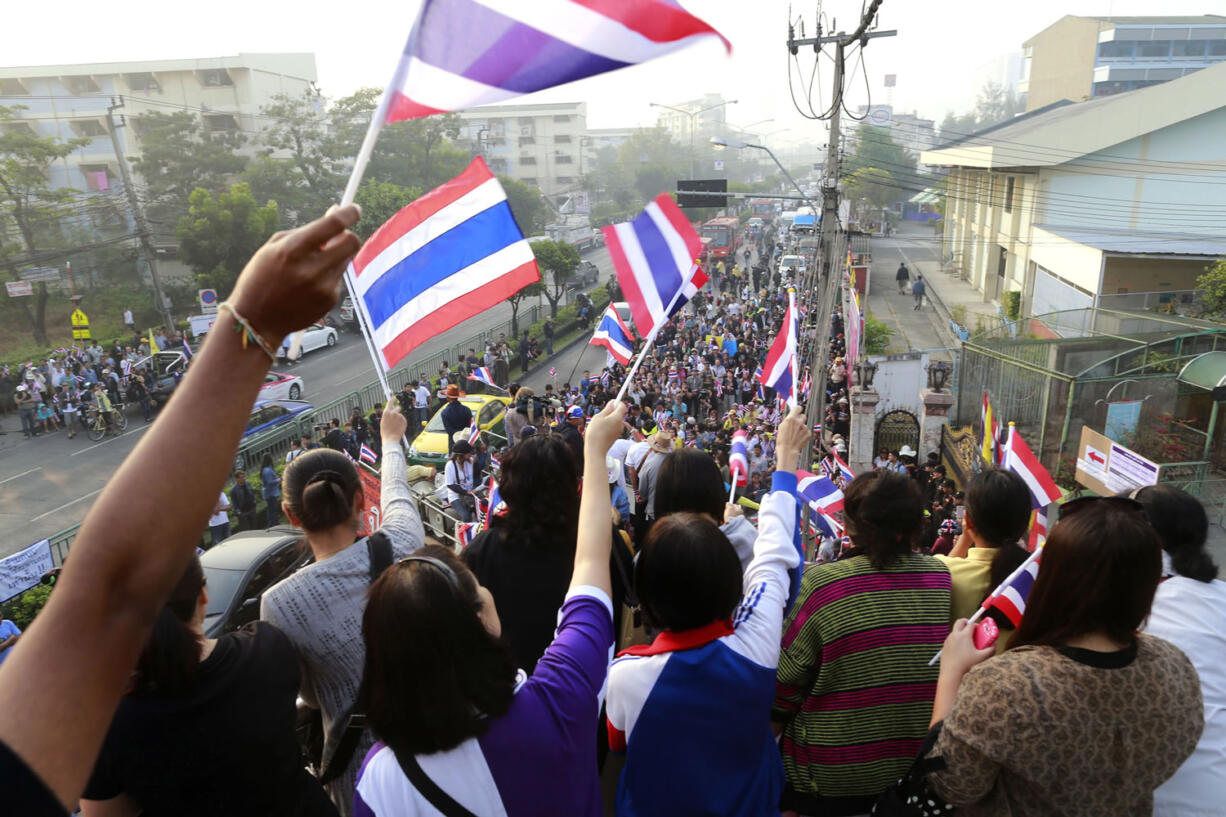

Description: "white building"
922 61 1226 324
455 102 588 198
851 105 937 160
653 93 731 149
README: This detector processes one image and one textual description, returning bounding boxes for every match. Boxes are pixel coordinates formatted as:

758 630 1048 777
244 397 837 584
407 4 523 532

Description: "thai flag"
466 418 482 446
359 443 378 465
590 306 634 365
350 157 541 368
456 522 476 548
729 430 750 486
600 370 612 387
714 379 723 397
602 194 705 339
819 457 836 479
667 368 680 382
667 265 709 318
983 546 1043 627
799 371 811 401
811 508 843 539
467 366 497 387
832 451 856 483
1004 425 1063 507
549 367 557 378
382 0 729 122
1027 506 1048 551
797 470 845 514
753 365 766 402
181 336 192 359
485 476 504 526
760 291 799 406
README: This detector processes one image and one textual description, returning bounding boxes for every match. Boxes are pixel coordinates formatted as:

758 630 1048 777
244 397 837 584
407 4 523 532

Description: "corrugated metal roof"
1037 225 1226 256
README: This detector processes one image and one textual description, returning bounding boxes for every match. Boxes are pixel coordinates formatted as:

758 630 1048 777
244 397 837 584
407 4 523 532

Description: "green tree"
1196 258 1226 316
0 105 89 345
499 175 548 236
864 314 894 354
130 111 247 241
938 80 1023 143
176 183 279 293
843 166 901 224
506 279 545 335
530 239 580 317
244 91 341 226
352 180 423 241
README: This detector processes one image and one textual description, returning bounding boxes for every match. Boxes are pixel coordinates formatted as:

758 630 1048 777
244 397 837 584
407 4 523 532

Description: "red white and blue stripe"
1004 424 1063 508
729 430 750 486
456 521 477 547
667 265 709 318
350 157 541 368
603 194 705 339
983 546 1043 627
760 291 799 407
590 305 635 365
383 0 730 122
832 451 855 484
797 470 844 514
467 366 498 387
466 418 482 446
485 476 504 526
359 443 378 465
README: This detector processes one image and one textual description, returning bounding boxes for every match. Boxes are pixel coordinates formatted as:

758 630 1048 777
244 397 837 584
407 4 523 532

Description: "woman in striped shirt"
773 470 951 816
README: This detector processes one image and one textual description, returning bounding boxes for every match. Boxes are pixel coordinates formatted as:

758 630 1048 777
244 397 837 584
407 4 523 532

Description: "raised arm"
571 400 626 596
0 206 362 808
373 404 424 549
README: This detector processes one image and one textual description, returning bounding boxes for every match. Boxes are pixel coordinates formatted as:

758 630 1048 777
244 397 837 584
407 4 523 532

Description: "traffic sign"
20 266 60 283
6 281 33 297
198 288 219 315
71 307 92 341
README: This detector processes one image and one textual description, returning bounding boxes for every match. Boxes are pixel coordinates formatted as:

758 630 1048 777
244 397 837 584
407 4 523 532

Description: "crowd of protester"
2 207 1222 817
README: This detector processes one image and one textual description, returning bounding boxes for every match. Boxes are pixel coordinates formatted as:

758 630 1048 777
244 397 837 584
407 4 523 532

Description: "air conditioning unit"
520 126 533 136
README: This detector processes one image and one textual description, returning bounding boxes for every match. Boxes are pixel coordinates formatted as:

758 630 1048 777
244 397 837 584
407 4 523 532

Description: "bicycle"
85 406 128 441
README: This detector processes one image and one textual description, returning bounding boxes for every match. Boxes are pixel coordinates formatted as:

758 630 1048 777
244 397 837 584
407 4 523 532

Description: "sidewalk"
864 222 1002 359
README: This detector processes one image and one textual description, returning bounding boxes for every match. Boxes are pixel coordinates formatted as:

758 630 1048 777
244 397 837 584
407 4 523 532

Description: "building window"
1173 41 1207 58
1137 41 1172 59
203 113 239 132
522 177 538 186
64 76 100 94
2 121 36 137
199 68 234 87
1004 176 1015 213
1209 40 1226 57
0 78 29 95
126 72 161 92
554 134 572 144
69 119 106 138
519 156 537 166
487 157 507 173
1097 41 1134 60
555 154 573 164
79 164 113 191
518 116 534 126
553 114 570 122
518 136 535 146
556 176 574 184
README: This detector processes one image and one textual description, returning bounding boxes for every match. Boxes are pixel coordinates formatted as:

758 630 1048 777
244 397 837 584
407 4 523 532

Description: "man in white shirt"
123 307 134 333
413 380 431 432
208 491 231 547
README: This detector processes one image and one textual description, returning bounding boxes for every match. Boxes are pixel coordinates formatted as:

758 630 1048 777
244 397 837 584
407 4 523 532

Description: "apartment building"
455 102 588 197
653 93 732 146
851 105 937 160
921 62 1226 327
1019 15 1226 111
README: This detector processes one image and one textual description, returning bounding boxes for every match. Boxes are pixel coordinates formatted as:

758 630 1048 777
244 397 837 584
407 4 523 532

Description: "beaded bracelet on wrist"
217 302 278 363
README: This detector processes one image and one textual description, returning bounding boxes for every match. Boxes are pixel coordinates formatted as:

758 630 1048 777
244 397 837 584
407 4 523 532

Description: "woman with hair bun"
261 405 424 816
80 557 337 816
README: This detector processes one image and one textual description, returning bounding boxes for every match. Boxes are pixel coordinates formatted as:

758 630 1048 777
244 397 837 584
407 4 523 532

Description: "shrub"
1003 290 1021 321
0 584 52 630
864 314 893 354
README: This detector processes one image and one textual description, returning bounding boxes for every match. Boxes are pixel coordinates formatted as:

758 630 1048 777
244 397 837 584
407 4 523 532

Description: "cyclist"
91 383 118 436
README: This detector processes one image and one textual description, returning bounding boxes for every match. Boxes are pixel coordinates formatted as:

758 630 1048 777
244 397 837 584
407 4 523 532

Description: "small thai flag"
797 470 845 514
760 290 799 406
181 336 193 359
485 477 504 527
466 419 481 446
668 368 680 382
714 379 723 397
729 430 750 486
983 547 1043 627
456 522 476 548
549 367 556 378
467 366 497 388
753 366 765 401
832 451 856 483
1004 425 1062 507
359 443 378 465
600 370 611 387
590 305 635 366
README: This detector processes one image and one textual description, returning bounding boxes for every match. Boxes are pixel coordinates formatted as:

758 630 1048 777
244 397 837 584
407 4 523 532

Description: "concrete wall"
1101 256 1208 293
1023 16 1108 110
867 353 927 417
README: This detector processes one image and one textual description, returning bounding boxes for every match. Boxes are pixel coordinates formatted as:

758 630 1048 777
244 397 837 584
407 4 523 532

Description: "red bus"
748 199 774 219
700 216 740 261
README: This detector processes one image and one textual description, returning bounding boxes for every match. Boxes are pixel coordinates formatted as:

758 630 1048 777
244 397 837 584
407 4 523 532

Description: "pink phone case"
973 618 1000 650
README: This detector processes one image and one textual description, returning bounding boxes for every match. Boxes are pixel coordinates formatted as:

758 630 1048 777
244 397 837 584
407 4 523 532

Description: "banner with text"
0 539 54 603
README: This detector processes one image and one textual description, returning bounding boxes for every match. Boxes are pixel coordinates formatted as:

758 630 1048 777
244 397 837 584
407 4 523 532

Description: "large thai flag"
1004 425 1062 508
760 291 799 406
667 265 709 318
467 366 498 388
729 429 750 486
590 305 635 365
383 0 729 122
350 158 540 368
602 194 705 339
797 470 844 514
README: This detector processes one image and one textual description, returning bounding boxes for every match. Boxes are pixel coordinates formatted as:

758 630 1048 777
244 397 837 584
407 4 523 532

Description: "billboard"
1075 426 1160 496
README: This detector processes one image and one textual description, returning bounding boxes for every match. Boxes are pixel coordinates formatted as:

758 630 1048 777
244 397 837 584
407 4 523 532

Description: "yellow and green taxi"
407 394 511 466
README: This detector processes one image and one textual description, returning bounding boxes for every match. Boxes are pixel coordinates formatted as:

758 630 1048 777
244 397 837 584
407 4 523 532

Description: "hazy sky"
6 0 1224 148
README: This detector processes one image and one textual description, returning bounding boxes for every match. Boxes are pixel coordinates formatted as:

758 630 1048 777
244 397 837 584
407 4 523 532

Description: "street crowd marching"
1 328 191 440
3 3 1224 817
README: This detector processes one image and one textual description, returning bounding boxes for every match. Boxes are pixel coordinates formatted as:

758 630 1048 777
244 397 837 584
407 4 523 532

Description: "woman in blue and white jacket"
606 405 807 817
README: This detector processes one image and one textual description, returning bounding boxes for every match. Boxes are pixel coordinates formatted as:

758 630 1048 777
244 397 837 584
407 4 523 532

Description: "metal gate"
874 409 920 456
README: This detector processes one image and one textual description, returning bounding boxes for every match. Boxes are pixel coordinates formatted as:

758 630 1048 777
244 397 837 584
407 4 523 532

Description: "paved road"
863 233 956 358
0 248 618 555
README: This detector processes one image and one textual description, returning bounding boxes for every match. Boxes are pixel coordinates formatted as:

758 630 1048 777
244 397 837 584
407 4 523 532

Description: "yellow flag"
148 329 160 354
981 402 994 463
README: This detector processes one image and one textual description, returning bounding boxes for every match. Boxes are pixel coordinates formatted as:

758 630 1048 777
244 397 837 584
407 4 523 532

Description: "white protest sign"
0 539 54 602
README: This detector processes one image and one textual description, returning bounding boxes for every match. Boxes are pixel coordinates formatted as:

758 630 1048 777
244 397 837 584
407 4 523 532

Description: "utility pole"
106 96 173 333
787 0 896 468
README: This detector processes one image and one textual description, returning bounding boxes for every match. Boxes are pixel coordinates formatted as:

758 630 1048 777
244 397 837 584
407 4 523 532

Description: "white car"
260 371 304 401
778 255 807 276
277 323 338 359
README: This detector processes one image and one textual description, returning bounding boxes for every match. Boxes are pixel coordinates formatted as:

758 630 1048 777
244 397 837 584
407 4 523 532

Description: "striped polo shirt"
773 552 951 806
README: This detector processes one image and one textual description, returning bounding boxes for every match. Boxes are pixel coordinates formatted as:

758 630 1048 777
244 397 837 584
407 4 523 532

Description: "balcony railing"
1095 289 1205 315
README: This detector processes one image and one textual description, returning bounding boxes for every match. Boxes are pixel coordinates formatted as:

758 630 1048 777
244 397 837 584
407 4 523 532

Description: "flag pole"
614 284 688 403
728 479 737 505
928 543 1044 666
786 288 799 409
288 22 419 362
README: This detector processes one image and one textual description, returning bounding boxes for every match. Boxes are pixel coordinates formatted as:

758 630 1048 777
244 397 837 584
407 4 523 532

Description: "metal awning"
908 188 941 205
1177 351 1226 391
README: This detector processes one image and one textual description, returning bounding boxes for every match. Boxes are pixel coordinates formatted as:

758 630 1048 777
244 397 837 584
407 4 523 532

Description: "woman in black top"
81 557 337 817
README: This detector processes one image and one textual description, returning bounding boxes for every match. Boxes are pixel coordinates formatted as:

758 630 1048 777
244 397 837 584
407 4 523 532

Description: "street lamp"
650 99 737 179
709 136 817 215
